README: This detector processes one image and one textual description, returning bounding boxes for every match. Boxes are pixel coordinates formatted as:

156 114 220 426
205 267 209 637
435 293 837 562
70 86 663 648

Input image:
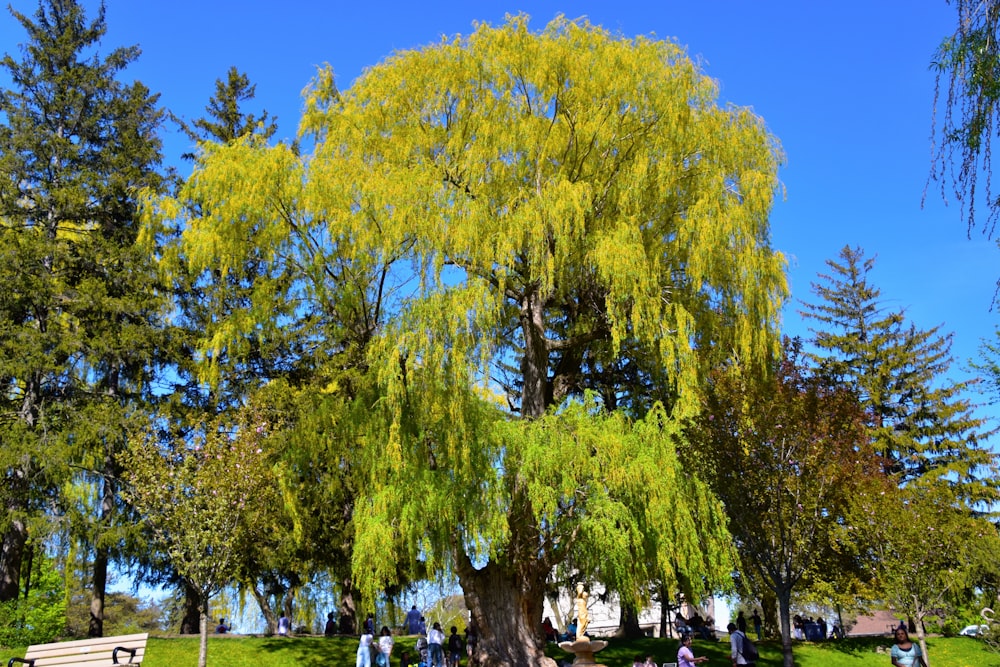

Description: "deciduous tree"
859 484 1000 667
686 339 876 667
121 404 280 667
149 15 788 666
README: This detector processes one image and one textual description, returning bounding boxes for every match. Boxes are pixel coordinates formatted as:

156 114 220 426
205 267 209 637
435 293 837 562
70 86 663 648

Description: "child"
415 634 429 667
447 626 463 667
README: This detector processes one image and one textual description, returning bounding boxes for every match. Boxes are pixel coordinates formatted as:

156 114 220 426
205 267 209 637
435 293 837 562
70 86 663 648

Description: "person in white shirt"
377 626 394 667
678 635 708 667
357 629 374 667
428 621 446 667
728 622 754 666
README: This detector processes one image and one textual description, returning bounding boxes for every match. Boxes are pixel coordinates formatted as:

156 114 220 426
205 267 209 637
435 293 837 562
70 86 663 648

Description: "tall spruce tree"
174 65 277 156
0 0 166 636
799 245 999 504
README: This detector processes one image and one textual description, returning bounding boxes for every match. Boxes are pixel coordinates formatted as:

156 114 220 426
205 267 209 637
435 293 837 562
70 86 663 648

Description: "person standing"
678 634 709 667
447 626 463 667
377 626 394 667
737 611 747 634
728 622 755 666
465 618 478 663
325 612 337 637
357 627 375 667
752 610 762 641
890 627 927 667
278 614 291 636
406 606 422 635
428 621 446 667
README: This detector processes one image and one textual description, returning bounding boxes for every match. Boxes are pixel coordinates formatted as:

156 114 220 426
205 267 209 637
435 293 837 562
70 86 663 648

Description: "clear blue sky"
3 1 997 393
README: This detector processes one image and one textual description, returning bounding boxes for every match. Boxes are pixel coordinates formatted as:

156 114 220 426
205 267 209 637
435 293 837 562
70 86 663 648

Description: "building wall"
541 585 718 639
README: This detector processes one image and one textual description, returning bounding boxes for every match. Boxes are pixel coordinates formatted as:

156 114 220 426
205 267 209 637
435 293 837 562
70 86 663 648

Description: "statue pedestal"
558 638 608 666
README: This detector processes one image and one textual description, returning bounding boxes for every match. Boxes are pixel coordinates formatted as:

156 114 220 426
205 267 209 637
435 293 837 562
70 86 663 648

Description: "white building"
541 584 723 639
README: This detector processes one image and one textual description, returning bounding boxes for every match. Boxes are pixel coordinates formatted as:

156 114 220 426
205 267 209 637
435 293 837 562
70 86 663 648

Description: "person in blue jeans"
427 622 446 667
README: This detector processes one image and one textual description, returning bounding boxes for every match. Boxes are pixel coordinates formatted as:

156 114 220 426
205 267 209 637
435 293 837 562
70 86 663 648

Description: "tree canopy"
686 339 876 667
143 15 789 666
0 0 166 637
799 245 999 505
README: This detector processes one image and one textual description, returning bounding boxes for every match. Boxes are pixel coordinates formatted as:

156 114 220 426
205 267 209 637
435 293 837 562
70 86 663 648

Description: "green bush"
0 557 66 647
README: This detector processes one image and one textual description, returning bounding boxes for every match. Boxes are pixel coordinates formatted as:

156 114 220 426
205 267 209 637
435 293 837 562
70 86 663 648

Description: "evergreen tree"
144 68 366 635
799 245 998 504
173 65 277 159
0 0 166 637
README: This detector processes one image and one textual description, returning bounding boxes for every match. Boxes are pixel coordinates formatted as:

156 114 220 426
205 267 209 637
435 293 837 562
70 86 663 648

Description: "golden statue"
575 583 590 641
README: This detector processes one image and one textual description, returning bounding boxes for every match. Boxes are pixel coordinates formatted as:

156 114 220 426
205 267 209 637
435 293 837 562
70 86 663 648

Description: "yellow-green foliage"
144 15 788 609
309 15 784 599
302 16 786 402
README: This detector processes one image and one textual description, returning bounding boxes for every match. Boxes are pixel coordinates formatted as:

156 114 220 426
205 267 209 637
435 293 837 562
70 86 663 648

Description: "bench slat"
16 633 148 667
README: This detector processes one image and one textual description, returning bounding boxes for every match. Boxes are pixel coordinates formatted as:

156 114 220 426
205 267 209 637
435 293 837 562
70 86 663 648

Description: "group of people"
675 612 717 641
357 607 477 667
792 613 828 641
356 625 396 667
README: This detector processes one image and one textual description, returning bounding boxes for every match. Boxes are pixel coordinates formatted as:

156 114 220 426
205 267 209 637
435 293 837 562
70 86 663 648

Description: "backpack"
739 631 759 662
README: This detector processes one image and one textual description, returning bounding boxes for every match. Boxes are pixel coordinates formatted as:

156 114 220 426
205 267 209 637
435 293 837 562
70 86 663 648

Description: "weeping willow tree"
144 15 787 667
931 0 1000 238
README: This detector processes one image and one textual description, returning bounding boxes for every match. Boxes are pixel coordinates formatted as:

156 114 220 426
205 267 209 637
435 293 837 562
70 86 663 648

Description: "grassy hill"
3 633 998 667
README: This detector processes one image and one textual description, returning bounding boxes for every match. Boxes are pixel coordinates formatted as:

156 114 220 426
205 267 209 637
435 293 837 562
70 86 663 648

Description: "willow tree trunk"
457 558 556 667
249 583 276 635
339 577 358 635
620 603 642 638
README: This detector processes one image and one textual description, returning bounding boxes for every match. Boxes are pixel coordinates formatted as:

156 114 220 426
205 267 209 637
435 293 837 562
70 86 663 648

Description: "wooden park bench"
6 632 148 667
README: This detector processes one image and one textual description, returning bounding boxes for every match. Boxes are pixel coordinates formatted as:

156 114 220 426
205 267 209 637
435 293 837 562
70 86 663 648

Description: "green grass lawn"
3 633 998 667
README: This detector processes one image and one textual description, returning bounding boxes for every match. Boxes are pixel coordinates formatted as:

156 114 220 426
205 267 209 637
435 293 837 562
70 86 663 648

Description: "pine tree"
799 245 998 504
0 0 166 635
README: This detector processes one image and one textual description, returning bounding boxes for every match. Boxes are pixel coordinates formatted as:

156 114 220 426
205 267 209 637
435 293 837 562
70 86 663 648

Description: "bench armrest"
112 646 138 664
8 658 33 667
